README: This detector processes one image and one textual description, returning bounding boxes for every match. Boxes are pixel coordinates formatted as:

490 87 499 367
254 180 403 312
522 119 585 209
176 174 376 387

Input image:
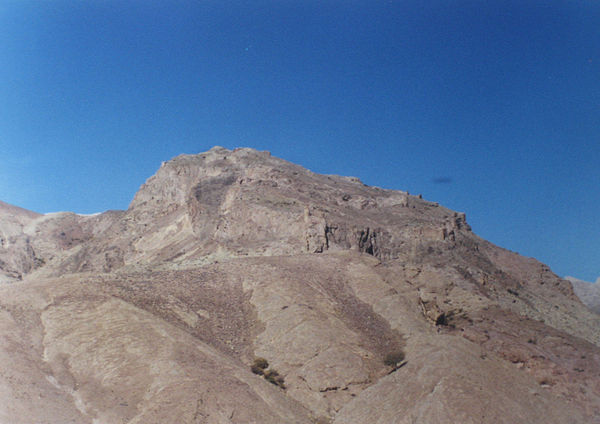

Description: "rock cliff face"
1 146 599 424
0 200 42 282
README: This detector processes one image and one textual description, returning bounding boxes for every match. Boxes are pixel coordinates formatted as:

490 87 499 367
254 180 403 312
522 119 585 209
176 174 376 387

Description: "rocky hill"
1 146 599 423
566 276 600 315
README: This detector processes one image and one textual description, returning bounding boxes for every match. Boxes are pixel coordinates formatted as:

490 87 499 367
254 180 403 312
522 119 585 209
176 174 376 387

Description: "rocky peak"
1 148 600 424
123 147 471 266
129 147 275 210
0 200 41 219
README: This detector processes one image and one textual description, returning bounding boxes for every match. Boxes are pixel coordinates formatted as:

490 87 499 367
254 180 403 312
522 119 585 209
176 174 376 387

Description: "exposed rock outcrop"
0 147 599 423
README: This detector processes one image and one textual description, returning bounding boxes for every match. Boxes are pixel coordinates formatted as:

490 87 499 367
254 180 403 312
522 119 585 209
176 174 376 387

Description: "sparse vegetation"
383 350 406 367
251 365 264 375
251 357 269 375
251 357 285 388
264 369 286 388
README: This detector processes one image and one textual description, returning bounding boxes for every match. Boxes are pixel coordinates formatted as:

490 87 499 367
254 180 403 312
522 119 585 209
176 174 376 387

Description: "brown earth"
0 146 599 423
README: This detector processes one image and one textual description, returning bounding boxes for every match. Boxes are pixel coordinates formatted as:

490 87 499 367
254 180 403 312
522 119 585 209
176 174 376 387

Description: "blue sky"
1 1 598 281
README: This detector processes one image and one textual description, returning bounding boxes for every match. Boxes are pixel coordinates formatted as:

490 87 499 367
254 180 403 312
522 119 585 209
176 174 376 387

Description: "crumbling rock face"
0 201 42 282
1 147 599 424
120 146 474 265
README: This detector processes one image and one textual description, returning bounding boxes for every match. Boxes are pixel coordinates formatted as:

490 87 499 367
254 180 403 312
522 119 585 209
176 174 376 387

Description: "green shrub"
251 365 264 375
250 357 285 389
253 357 269 370
263 369 279 378
264 370 285 389
383 351 405 367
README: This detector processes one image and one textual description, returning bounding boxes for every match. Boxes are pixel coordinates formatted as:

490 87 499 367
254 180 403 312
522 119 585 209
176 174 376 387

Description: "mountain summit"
1 147 599 423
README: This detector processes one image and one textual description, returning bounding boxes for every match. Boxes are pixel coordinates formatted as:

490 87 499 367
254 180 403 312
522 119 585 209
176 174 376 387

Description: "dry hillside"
1 147 599 423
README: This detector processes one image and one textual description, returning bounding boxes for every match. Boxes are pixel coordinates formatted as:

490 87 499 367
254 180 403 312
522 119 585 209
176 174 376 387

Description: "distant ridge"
566 276 600 314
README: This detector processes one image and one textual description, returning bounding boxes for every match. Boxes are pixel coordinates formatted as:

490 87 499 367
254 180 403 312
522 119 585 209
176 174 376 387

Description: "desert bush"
253 357 269 370
264 369 285 388
251 365 264 375
383 350 405 367
264 369 278 378
251 357 269 375
250 358 285 388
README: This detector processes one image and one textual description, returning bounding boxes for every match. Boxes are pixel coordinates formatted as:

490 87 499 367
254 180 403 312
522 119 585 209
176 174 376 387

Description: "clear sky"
1 1 598 281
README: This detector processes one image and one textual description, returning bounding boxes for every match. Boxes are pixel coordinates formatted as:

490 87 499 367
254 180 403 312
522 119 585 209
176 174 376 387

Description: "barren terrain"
1 147 599 423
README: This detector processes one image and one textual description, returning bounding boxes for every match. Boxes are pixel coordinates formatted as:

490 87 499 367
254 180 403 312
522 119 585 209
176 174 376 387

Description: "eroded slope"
1 146 599 423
